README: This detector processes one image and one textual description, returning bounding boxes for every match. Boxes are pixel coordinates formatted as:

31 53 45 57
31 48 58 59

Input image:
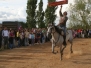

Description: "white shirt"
2 30 9 37
28 34 31 39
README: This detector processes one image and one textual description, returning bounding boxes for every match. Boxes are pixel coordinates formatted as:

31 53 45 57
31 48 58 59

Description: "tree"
45 0 57 26
20 22 28 28
36 0 45 28
26 0 37 28
68 0 91 29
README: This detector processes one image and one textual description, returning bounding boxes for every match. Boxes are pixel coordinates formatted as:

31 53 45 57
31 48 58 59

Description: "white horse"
47 24 73 60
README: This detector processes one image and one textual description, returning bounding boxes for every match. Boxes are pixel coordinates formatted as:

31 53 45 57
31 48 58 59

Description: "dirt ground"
0 38 91 68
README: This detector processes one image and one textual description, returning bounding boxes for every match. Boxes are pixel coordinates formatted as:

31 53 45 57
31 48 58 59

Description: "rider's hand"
60 5 62 11
61 5 62 8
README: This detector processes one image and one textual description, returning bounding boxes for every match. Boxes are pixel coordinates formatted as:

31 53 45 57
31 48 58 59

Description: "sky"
0 0 73 24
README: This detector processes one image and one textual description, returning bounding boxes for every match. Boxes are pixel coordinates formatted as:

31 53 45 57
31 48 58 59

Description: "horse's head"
47 24 55 39
47 24 65 38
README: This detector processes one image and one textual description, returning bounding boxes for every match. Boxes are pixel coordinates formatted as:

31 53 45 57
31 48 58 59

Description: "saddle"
54 26 64 35
54 26 68 46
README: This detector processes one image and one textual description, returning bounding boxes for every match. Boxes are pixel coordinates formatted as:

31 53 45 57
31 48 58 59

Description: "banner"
48 0 68 7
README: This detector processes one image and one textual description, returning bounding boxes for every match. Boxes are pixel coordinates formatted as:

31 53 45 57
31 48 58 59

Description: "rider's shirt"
60 16 68 27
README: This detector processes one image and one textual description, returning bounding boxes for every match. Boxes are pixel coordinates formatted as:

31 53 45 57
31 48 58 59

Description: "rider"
57 5 68 45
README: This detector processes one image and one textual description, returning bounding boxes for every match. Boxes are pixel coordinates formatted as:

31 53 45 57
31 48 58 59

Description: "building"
0 24 2 28
2 21 21 29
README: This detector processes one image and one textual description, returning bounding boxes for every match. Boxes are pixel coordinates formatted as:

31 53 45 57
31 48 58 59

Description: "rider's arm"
59 5 63 17
57 5 63 26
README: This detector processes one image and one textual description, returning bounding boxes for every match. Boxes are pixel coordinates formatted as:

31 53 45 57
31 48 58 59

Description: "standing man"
57 5 68 45
0 27 2 49
2 27 9 49
25 29 29 46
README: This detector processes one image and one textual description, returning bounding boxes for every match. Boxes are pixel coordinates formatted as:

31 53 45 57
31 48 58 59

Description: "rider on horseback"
57 5 68 45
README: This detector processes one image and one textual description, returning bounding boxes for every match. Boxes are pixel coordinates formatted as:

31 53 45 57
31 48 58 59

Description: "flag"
48 0 68 7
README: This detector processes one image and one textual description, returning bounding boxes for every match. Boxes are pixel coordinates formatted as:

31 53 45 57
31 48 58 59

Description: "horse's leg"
52 42 54 53
70 42 73 53
61 45 66 60
69 39 73 53
60 44 62 60
52 40 58 54
52 39 55 53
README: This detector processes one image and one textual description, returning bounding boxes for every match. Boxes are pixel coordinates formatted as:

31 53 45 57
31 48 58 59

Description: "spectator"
9 30 15 49
16 30 20 47
89 29 91 38
19 31 25 46
40 29 44 43
28 31 32 45
42 28 46 43
86 29 89 38
36 30 41 44
14 29 17 47
0 27 2 49
25 29 29 46
2 27 9 49
81 29 85 38
31 32 35 45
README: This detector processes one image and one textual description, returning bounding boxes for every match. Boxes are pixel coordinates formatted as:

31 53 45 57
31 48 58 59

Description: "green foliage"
26 0 37 28
36 0 45 28
68 0 91 29
45 0 57 26
75 0 85 11
20 22 28 28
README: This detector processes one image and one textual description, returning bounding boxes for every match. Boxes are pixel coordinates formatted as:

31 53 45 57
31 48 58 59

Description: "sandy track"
0 38 91 68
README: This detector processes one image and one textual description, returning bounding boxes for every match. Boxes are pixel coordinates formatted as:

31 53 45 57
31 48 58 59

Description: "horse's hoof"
54 52 57 54
53 52 57 54
52 52 54 53
52 52 55 54
71 51 73 53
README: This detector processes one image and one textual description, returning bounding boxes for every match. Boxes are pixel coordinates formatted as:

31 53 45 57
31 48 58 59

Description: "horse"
47 24 73 60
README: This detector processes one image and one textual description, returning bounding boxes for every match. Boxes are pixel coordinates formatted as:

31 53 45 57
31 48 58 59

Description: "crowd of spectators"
0 26 91 50
72 29 91 38
0 27 49 50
